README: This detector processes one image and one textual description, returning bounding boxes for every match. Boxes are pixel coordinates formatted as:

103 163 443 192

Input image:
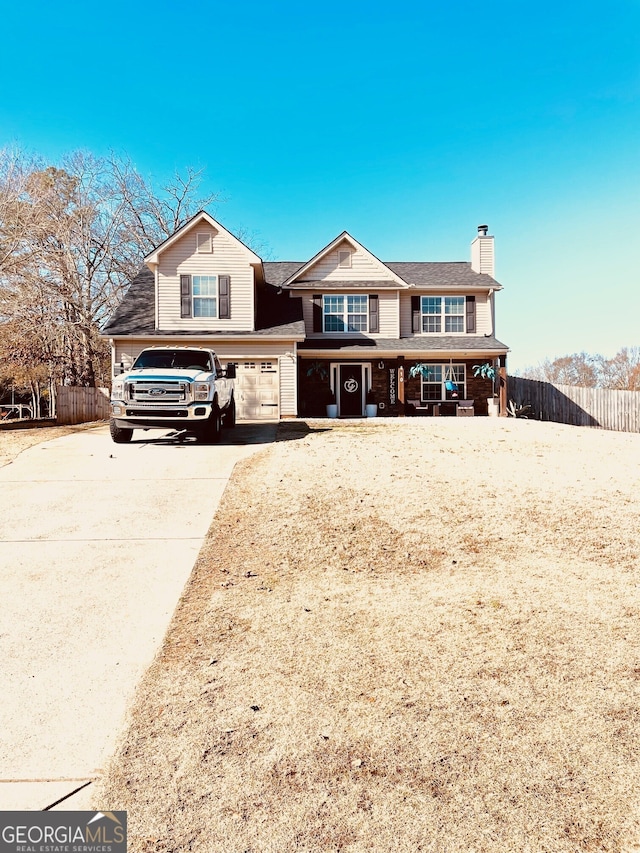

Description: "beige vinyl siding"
114 338 294 368
278 354 297 417
156 224 255 331
112 338 298 417
378 291 400 337
475 293 492 335
297 290 399 338
303 240 400 282
479 241 494 275
471 235 495 277
399 292 491 337
300 292 315 335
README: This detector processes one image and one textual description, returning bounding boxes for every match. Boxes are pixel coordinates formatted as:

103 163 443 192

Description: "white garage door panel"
235 361 279 420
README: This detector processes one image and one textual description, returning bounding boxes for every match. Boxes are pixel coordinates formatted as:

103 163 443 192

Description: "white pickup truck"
109 347 236 444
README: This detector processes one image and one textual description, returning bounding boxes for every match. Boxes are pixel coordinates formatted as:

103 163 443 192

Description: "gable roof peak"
144 210 262 266
281 230 408 288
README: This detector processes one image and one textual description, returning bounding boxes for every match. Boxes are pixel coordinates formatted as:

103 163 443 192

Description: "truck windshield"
132 350 212 371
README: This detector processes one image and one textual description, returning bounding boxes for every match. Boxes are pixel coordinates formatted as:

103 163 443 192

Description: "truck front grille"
126 409 189 418
127 381 189 403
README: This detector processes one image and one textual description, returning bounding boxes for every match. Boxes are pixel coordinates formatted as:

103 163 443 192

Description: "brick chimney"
470 224 494 277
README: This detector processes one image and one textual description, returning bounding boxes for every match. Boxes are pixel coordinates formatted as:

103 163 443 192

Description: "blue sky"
1 0 639 370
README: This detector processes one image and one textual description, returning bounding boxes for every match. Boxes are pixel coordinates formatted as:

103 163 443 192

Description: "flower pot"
365 403 378 418
326 403 338 418
487 398 499 417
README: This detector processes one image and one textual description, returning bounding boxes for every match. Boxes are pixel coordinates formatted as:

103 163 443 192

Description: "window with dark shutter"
180 274 192 318
369 294 379 333
411 295 421 333
219 275 230 319
466 295 476 333
312 294 323 333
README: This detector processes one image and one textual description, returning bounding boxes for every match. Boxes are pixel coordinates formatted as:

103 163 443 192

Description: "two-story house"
103 212 509 418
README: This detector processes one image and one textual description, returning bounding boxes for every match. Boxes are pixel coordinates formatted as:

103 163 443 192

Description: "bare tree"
597 347 640 391
0 148 222 396
519 348 640 391
520 352 599 387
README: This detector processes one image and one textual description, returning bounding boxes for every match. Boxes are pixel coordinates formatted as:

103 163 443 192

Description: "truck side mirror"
225 364 236 379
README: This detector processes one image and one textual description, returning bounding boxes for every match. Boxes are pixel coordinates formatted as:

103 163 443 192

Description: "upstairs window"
421 296 465 333
180 274 231 319
323 295 368 332
193 275 217 317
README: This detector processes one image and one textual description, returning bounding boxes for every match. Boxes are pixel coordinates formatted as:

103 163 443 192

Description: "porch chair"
456 400 474 417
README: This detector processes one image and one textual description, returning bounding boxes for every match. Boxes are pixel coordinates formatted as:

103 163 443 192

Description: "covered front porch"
296 340 509 418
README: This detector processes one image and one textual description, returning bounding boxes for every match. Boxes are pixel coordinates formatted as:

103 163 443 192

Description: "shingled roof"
103 267 156 336
386 262 500 289
103 258 502 338
298 335 509 353
269 261 501 290
103 266 305 338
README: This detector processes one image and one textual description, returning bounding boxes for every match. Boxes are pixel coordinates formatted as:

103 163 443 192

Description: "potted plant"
305 361 335 417
365 388 378 418
325 388 338 418
408 363 432 406
473 362 498 416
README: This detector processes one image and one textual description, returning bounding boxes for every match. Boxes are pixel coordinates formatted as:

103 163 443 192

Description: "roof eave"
144 210 262 266
281 231 408 288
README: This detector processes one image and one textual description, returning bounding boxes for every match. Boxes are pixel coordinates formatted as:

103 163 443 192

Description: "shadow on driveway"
129 420 333 448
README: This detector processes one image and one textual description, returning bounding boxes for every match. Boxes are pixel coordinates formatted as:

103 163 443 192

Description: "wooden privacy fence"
56 386 110 425
508 376 640 433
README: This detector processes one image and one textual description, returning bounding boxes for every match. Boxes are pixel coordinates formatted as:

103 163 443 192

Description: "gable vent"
197 232 213 254
338 249 351 268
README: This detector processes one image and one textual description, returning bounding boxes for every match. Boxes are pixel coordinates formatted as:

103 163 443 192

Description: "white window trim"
322 294 368 334
421 295 466 335
419 363 466 401
192 274 218 318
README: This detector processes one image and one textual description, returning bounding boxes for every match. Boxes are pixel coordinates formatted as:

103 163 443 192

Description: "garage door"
233 360 279 420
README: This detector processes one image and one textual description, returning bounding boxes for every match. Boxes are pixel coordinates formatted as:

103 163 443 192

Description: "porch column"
499 355 507 416
397 356 405 416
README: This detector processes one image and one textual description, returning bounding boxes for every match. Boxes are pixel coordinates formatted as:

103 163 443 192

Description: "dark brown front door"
339 364 363 417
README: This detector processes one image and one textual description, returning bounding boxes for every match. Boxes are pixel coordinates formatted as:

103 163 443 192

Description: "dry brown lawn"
96 418 640 852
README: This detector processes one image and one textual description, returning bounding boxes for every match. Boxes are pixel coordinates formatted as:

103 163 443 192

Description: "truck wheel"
224 398 236 429
110 419 133 444
200 405 222 444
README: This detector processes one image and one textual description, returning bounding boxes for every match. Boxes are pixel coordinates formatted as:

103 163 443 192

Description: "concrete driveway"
0 422 277 811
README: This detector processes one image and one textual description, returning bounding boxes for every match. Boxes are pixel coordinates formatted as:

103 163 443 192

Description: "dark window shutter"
368 294 379 333
219 275 230 319
312 294 323 332
466 295 476 333
180 274 192 318
411 295 421 333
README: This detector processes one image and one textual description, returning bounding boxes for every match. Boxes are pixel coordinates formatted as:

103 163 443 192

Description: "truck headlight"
112 380 124 399
194 382 210 401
